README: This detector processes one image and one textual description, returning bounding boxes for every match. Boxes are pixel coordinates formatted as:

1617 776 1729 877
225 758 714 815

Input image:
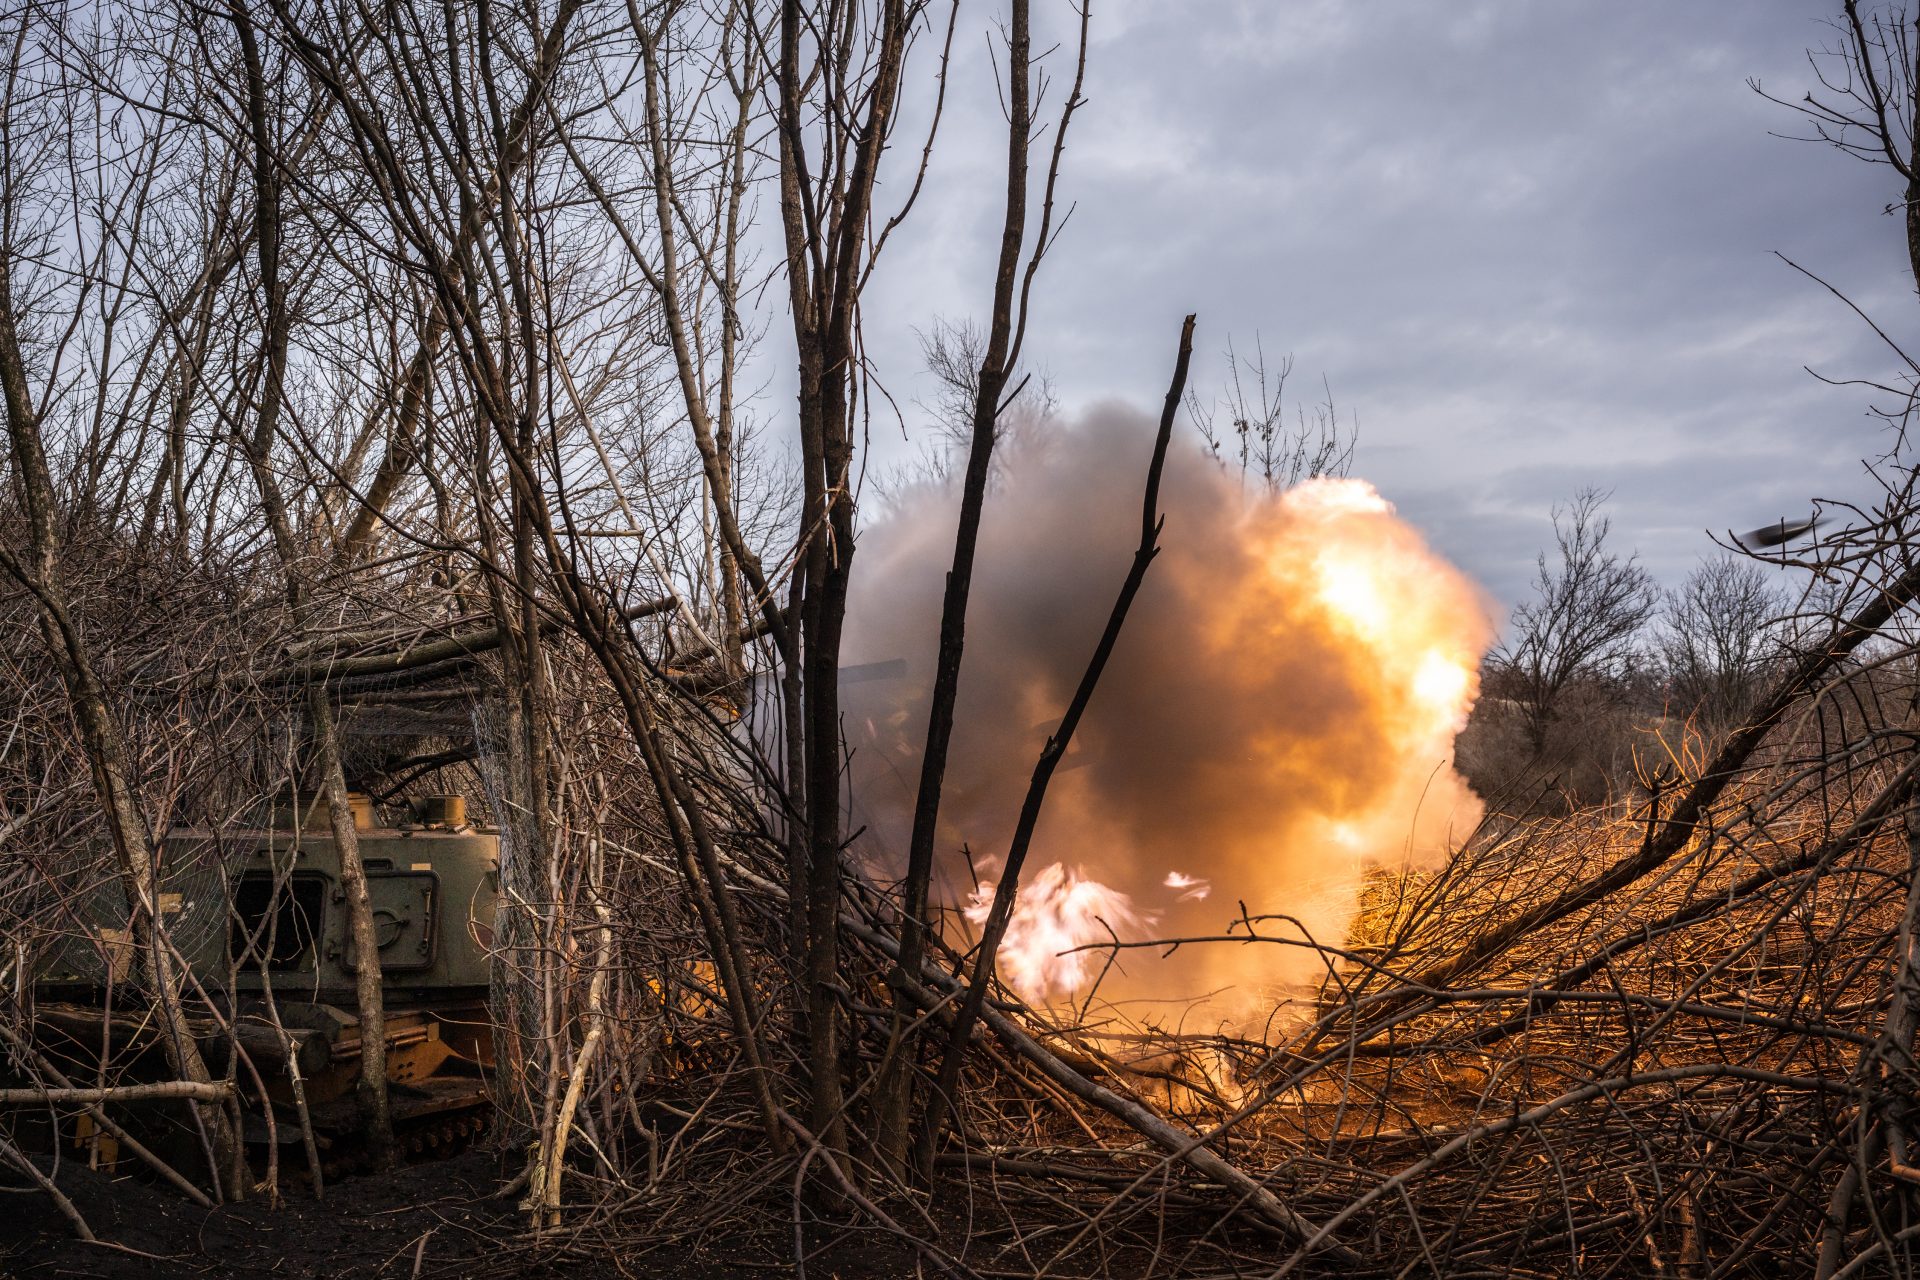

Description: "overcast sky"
844 1 1910 610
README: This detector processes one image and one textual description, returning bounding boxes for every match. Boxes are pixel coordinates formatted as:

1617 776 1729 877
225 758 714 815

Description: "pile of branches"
8 2 1920 1277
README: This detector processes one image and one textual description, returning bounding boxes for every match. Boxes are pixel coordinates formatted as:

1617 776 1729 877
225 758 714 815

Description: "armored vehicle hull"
28 797 501 1176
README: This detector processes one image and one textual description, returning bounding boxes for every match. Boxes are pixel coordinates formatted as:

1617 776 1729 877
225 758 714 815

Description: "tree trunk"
306 685 396 1169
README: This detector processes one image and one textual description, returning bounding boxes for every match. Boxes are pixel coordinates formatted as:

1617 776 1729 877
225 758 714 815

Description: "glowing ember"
1165 871 1211 901
846 411 1494 1014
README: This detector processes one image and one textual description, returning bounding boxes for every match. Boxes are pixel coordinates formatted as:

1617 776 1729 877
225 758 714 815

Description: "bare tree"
1491 487 1658 754
1186 335 1356 490
908 316 1058 469
1757 1 1920 292
1658 554 1789 730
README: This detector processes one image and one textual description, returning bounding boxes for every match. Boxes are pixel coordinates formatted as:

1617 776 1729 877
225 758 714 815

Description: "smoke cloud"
843 406 1494 1023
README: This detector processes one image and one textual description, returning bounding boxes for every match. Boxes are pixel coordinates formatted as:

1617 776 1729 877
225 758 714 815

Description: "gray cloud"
849 2 1910 616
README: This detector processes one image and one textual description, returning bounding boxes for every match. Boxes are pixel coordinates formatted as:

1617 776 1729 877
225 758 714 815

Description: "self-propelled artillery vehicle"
30 791 500 1175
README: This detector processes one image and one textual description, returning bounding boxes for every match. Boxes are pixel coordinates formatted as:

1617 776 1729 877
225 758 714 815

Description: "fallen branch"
0 1081 237 1105
0 1128 93 1241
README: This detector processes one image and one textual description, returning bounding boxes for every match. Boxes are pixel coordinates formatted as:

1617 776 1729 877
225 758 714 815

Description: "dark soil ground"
0 1148 924 1279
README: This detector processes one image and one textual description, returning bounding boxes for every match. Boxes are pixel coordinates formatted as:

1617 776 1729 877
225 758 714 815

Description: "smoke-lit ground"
843 408 1496 1026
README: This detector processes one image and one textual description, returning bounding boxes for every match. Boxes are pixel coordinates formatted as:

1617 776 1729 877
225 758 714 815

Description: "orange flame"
963 863 1144 1002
